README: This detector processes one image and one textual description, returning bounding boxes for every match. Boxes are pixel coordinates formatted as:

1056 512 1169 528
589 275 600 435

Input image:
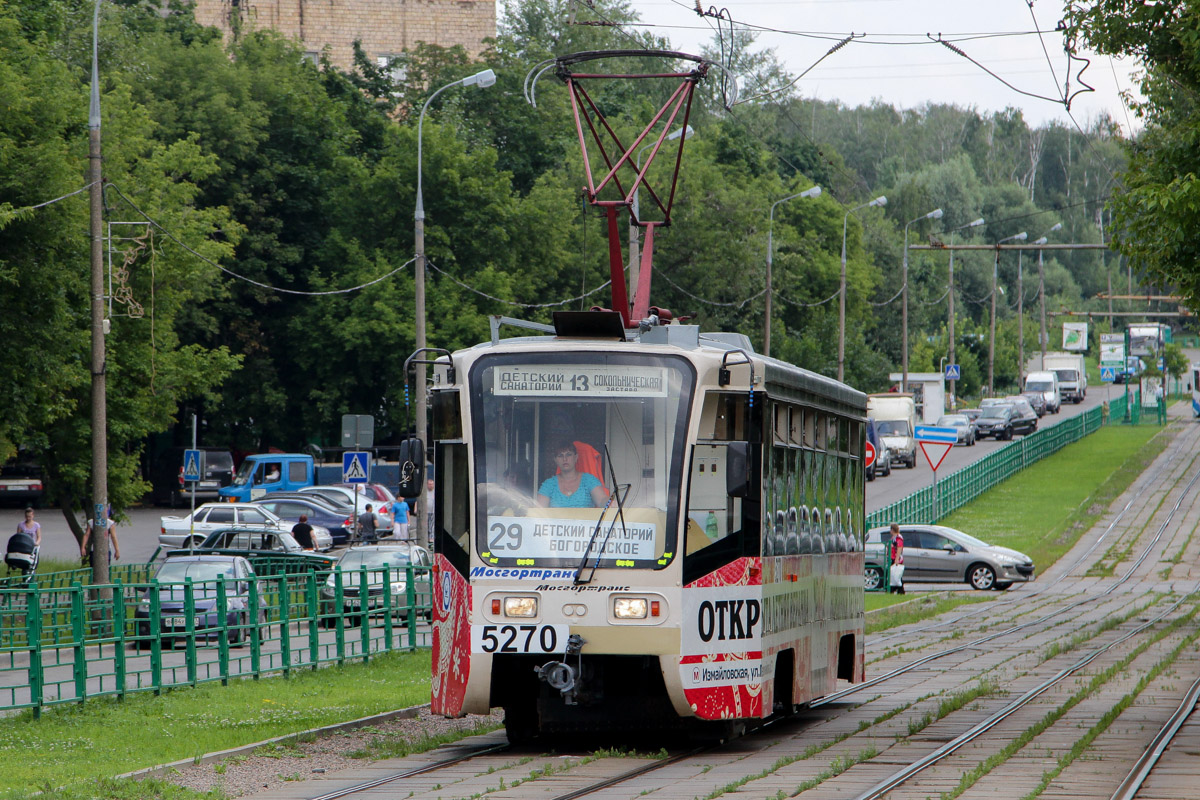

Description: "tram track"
266 424 1200 800
867 425 1196 651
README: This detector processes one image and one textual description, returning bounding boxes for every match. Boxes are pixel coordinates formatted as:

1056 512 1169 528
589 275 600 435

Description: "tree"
1069 1 1200 311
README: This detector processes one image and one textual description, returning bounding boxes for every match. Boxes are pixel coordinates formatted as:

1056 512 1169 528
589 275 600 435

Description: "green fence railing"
0 563 431 715
866 390 1142 529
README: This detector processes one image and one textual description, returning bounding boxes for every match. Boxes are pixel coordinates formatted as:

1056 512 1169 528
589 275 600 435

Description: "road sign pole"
190 415 197 550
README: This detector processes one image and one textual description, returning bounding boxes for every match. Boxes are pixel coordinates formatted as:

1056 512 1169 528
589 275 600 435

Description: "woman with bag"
888 523 905 595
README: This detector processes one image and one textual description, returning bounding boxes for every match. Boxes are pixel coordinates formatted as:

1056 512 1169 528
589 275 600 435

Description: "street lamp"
414 67 496 530
944 217 984 411
631 125 693 311
838 195 887 381
990 231 1027 395
1037 222 1062 370
765 184 822 357
902 207 943 392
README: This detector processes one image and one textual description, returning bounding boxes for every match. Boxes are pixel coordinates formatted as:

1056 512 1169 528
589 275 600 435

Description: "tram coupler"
534 634 587 705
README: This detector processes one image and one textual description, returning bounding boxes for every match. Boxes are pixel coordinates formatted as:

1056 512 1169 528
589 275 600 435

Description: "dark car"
134 554 263 648
974 405 1016 440
253 496 354 546
148 446 234 507
1003 397 1039 435
865 418 892 481
320 544 432 625
185 528 336 575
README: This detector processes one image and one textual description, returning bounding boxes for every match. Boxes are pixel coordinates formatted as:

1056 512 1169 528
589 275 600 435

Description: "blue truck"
218 453 400 502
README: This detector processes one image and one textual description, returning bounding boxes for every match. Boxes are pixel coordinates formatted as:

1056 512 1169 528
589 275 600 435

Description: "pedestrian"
888 522 905 595
357 503 377 544
390 497 409 540
16 507 41 548
425 477 435 544
291 514 315 550
81 506 120 566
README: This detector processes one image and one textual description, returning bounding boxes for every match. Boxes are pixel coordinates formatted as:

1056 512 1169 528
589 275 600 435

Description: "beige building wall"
193 0 496 70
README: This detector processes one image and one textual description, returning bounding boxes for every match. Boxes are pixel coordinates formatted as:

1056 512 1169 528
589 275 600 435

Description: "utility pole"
991 232 1027 396
88 0 110 590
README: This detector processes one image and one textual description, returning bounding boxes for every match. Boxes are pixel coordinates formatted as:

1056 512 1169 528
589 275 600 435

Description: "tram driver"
537 440 609 508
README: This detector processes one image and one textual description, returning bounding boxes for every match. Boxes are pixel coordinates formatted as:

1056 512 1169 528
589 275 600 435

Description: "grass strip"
866 594 990 635
942 426 1168 571
0 650 433 799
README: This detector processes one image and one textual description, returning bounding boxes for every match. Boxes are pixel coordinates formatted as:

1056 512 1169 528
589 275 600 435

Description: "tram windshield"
469 352 695 570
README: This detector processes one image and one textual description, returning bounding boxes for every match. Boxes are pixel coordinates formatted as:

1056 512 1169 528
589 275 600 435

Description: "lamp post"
1037 222 1062 370
838 195 887 381
902 208 943 392
990 231 1027 395
765 185 822 357
631 125 692 312
414 68 495 530
944 217 984 411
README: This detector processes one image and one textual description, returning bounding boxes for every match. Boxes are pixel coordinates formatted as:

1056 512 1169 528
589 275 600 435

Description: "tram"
414 313 866 741
401 50 865 741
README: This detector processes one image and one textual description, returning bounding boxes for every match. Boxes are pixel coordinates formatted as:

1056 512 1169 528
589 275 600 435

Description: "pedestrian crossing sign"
182 449 202 483
343 451 370 484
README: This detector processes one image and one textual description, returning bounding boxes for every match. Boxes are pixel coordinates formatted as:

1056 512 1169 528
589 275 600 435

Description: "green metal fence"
0 563 431 715
866 390 1140 529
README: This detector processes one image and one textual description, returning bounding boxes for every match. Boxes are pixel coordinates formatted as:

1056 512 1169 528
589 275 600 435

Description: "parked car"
865 524 1035 590
1003 396 1039 435
1020 390 1047 417
159 502 287 549
865 419 892 481
187 528 336 574
320 544 433 625
133 554 264 648
297 486 393 532
148 447 234 507
974 405 1016 440
252 496 352 546
935 414 976 446
0 454 44 506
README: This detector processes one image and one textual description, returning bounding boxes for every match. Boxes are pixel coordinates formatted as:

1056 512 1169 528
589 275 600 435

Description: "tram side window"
684 444 742 556
434 443 471 576
699 392 749 441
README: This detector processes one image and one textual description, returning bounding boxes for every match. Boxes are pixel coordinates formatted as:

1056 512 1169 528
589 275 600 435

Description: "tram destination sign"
486 515 658 561
494 365 668 397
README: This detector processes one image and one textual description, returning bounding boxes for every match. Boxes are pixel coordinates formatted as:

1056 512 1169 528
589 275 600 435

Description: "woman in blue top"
537 441 607 508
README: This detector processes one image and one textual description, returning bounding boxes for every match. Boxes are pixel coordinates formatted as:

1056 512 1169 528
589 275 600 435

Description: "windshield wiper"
574 444 630 586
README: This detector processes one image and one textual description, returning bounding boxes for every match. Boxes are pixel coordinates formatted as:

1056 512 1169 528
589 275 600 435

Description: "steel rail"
851 592 1197 800
843 453 1200 798
1109 670 1200 800
306 741 510 800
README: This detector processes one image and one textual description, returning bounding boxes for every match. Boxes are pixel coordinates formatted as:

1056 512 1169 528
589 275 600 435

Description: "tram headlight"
613 597 648 619
504 596 538 617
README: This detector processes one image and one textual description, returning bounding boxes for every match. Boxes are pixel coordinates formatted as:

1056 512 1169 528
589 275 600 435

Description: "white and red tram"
421 314 865 741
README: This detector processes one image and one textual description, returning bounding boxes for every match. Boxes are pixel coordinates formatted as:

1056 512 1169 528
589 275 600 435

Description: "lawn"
0 651 432 799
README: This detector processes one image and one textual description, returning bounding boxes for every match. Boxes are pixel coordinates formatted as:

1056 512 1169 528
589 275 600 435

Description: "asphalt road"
865 381 1136 514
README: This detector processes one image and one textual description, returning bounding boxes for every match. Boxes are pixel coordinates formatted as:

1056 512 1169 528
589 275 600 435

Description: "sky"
577 0 1143 135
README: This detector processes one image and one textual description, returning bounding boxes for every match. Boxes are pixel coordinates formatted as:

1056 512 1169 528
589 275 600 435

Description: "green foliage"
0 0 1132 472
1070 1 1200 313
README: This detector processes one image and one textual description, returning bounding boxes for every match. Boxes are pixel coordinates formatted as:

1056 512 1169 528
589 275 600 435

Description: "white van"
1023 371 1061 414
867 394 917 469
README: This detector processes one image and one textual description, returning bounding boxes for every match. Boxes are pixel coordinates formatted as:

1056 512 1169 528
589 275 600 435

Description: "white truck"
867 393 917 469
1023 371 1061 414
1042 352 1087 403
